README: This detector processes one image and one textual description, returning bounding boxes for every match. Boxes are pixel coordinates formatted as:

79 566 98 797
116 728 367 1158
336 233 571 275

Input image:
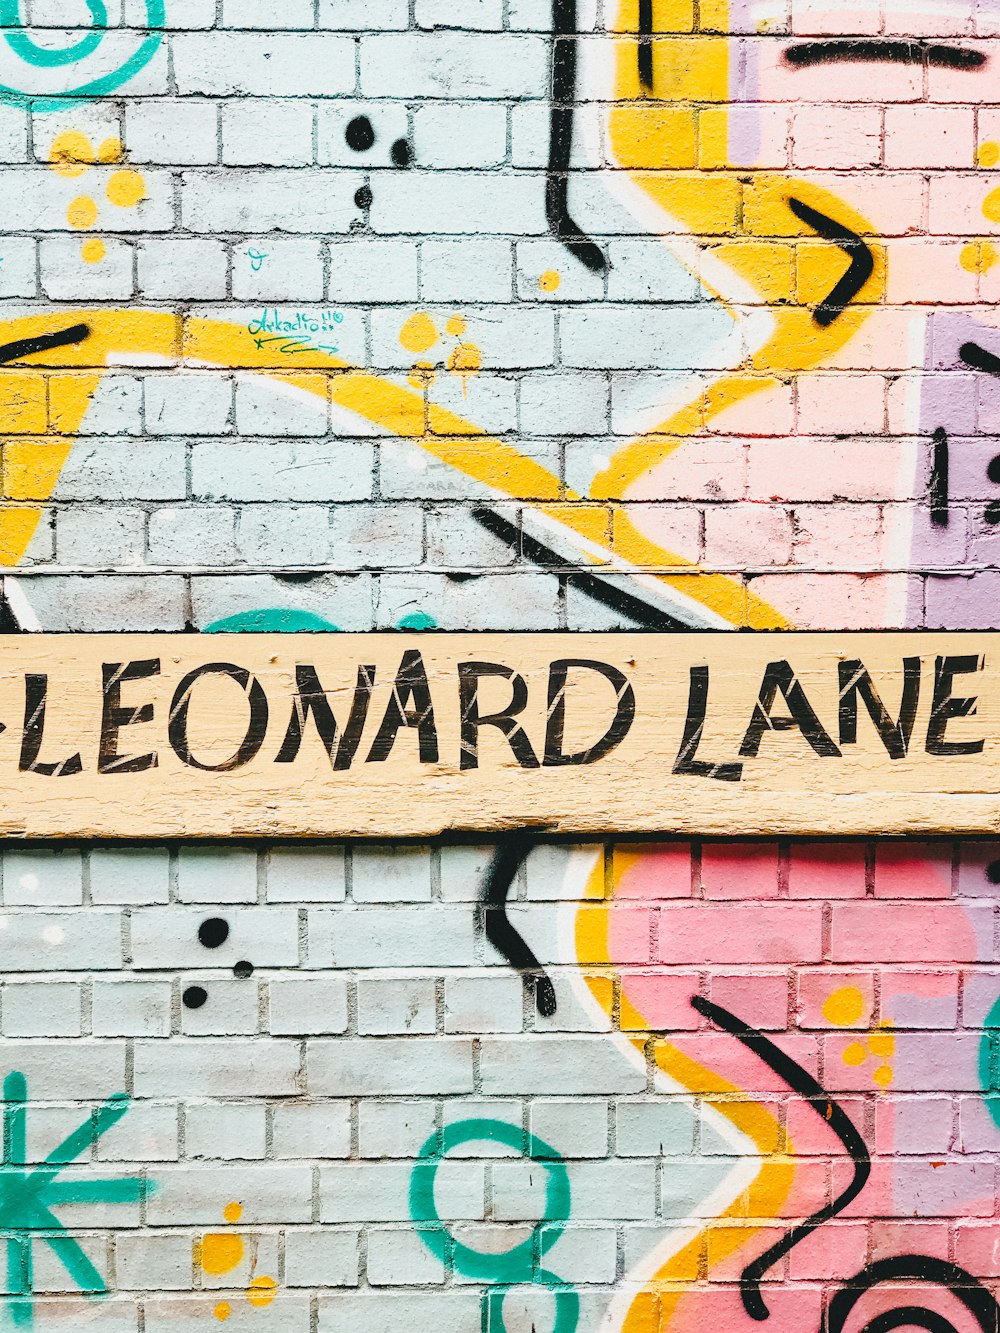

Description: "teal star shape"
0 1071 149 1328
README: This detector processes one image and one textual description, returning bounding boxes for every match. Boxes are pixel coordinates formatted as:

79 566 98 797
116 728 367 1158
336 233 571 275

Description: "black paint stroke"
548 0 607 274
0 323 90 366
930 427 949 527
470 507 690 630
827 1256 1000 1333
784 39 985 69
638 0 654 91
481 836 556 1018
788 197 874 328
960 341 1000 376
689 995 870 1322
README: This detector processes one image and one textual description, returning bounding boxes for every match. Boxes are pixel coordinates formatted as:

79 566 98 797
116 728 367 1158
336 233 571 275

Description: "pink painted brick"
612 844 692 899
873 843 953 898
709 972 789 1029
659 904 823 964
703 504 794 569
830 904 992 963
700 843 780 899
797 969 875 1028
787 844 867 899
885 106 975 167
620 972 702 1031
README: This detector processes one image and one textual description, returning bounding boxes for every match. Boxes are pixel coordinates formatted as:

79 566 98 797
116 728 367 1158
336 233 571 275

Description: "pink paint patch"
788 843 867 899
620 972 701 1030
613 844 692 899
874 842 953 898
701 843 780 899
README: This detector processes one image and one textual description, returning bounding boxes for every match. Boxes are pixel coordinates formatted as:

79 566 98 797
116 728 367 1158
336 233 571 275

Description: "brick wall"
0 2 997 1330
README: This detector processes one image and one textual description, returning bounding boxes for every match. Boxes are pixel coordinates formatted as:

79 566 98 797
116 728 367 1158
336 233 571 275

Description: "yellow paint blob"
841 1042 867 1067
247 1276 278 1308
81 238 106 265
872 1064 894 1088
867 1027 895 1059
822 986 865 1027
214 1302 231 1322
448 342 482 376
67 196 98 229
983 188 1000 223
445 314 467 337
961 241 998 274
201 1232 244 1275
50 131 94 177
408 361 436 391
223 1202 243 1224
979 141 1000 167
399 312 438 354
98 137 124 164
538 269 561 292
106 169 145 209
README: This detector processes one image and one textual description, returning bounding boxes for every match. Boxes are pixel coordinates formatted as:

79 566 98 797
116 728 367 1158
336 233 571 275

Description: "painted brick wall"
0 3 997 1332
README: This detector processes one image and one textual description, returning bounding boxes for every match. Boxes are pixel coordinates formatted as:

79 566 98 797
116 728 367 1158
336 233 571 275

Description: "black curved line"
784 38 985 69
827 1257 1000 1333
470 507 690 631
548 0 607 274
788 197 874 327
864 1310 958 1333
481 836 556 1017
960 341 1000 376
0 323 91 366
690 995 870 1322
638 0 654 91
930 427 949 527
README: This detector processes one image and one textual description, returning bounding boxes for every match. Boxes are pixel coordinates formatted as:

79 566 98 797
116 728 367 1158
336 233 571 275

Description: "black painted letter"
20 674 78 777
168 663 269 772
838 657 920 761
672 665 743 782
276 663 375 770
739 660 841 759
99 659 159 774
926 654 985 756
458 662 539 771
544 659 635 766
366 650 439 763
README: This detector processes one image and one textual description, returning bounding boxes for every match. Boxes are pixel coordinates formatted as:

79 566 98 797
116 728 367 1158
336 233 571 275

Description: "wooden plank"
0 632 994 838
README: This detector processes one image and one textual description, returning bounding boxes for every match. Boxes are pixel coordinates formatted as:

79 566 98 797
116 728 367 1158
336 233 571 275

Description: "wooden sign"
0 632 995 838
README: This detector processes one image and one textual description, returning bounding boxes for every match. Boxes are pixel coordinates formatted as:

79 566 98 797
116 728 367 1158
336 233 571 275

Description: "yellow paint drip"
983 188 1000 223
842 1042 867 1067
822 985 865 1026
49 131 94 177
201 1232 244 1275
538 269 561 292
867 1027 895 1059
979 141 1000 167
67 196 98 230
448 342 481 376
214 1302 231 1322
445 314 467 337
106 169 146 208
223 1201 243 1224
408 361 436 391
98 137 124 164
961 241 998 273
81 238 106 265
399 312 438 354
247 1275 277 1307
872 1064 893 1088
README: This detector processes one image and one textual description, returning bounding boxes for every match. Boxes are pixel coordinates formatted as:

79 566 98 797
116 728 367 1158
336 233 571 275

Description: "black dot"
354 185 372 210
346 115 375 152
183 986 208 1010
986 499 1000 526
988 859 1000 884
198 917 230 949
233 960 254 979
988 454 1000 485
391 138 414 168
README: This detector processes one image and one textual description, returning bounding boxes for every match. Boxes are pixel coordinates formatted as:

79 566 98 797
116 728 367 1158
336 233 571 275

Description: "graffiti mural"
0 2 997 1331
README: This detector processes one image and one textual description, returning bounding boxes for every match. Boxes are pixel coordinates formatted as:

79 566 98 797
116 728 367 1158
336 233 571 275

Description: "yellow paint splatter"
98 137 124 164
399 312 438 354
67 196 98 229
201 1232 244 1275
81 238 106 265
979 141 1000 167
961 241 998 273
214 1302 231 1322
841 1042 867 1067
50 131 94 177
538 269 561 292
223 1201 243 1224
408 361 436 391
448 343 482 376
247 1276 278 1308
872 1064 893 1088
867 1027 895 1059
822 986 865 1027
983 188 1000 223
106 169 145 208
445 314 467 337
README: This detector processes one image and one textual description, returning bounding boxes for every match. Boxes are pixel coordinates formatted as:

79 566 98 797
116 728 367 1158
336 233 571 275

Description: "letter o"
168 663 269 772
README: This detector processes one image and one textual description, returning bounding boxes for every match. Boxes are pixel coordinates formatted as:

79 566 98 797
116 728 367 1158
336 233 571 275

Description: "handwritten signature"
246 307 345 356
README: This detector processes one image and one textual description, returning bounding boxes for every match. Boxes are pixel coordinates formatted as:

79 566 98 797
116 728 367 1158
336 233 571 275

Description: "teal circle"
410 1119 569 1282
0 0 164 110
206 610 340 633
484 1277 580 1333
979 995 1000 1128
397 612 437 630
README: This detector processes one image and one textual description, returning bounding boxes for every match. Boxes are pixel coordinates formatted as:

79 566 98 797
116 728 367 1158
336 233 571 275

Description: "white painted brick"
308 1037 473 1096
181 978 259 1036
147 1165 312 1223
145 374 234 436
307 907 474 968
358 1100 437 1158
236 504 330 565
445 975 523 1033
352 845 432 903
328 239 419 303
134 1041 301 1098
360 34 548 98
272 1102 352 1159
270 978 348 1036
0 911 122 971
185 1103 267 1159
138 239 228 300
320 1160 483 1222
285 1229 359 1287
116 1234 194 1290
131 907 298 969
357 976 437 1035
176 848 258 905
173 34 355 96
126 100 219 164
93 981 172 1038
266 847 346 903
367 1227 447 1285
221 101 314 167
3 848 83 906
3 982 81 1037
90 848 170 906
232 239 325 302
